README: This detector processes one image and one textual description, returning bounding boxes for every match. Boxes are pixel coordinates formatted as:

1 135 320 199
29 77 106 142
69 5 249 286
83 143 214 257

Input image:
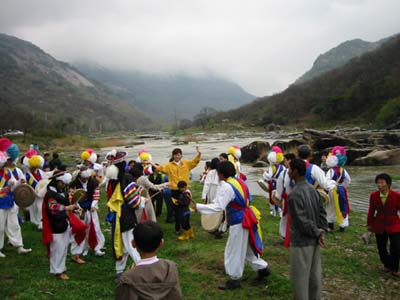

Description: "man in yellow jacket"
151 146 201 236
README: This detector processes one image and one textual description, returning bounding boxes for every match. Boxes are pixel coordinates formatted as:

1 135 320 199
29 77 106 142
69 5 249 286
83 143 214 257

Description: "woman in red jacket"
367 173 400 277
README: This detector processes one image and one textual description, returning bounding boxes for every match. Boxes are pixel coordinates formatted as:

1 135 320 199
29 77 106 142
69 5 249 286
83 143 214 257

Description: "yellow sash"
107 183 124 258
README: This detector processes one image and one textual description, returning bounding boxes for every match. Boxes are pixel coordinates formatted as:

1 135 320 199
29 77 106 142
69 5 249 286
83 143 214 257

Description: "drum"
35 179 50 198
257 179 270 193
317 189 330 204
71 189 87 204
13 184 35 208
201 212 223 233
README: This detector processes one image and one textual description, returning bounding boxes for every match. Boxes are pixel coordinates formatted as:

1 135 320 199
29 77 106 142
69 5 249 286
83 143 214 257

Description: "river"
101 136 400 213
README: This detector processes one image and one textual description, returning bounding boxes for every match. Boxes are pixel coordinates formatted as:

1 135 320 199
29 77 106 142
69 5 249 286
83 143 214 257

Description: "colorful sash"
227 177 263 256
331 167 350 225
305 161 316 186
107 183 124 259
26 170 42 189
0 169 13 208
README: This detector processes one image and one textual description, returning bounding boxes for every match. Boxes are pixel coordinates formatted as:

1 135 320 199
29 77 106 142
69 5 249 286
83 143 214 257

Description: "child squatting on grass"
115 221 182 300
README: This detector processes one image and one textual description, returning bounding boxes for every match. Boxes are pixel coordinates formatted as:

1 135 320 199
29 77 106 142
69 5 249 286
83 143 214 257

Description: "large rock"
272 139 305 154
352 149 400 166
311 137 360 151
346 148 375 165
252 161 269 168
241 141 270 163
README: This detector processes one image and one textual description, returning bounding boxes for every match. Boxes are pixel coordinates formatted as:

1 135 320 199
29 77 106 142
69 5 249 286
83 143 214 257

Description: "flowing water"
102 136 400 213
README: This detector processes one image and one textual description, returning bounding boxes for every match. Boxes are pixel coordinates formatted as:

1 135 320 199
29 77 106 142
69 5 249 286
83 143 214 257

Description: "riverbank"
0 182 398 300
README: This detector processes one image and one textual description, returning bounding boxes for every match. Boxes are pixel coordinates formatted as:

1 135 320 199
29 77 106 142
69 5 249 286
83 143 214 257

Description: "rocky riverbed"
241 127 400 166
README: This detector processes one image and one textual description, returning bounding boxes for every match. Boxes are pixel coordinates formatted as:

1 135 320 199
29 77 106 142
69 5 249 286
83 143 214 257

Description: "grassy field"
1 182 399 300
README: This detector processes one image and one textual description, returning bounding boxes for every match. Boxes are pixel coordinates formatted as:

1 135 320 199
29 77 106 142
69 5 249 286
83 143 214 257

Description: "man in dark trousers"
288 158 328 300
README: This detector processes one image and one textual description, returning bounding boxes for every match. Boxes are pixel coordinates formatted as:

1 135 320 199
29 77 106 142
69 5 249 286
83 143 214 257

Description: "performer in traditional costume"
325 146 351 232
194 161 270 290
201 157 226 238
25 150 47 230
81 149 103 182
3 141 32 255
262 146 285 217
42 170 86 280
271 153 296 241
136 150 153 176
0 143 32 257
105 150 141 276
297 145 335 192
227 145 243 179
70 167 105 263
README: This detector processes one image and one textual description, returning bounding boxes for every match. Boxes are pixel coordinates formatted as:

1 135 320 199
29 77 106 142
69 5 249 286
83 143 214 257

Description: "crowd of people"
0 136 399 300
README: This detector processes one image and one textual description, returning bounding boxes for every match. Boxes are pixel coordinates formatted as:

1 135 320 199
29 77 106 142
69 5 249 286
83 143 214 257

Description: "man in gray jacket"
288 158 328 300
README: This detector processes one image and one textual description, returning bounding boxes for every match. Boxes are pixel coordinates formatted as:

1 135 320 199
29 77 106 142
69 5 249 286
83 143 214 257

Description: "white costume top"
197 181 234 215
201 169 220 202
325 168 351 188
305 161 335 191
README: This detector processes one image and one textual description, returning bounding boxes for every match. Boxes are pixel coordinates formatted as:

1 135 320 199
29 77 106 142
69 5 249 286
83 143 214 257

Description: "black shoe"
24 211 30 222
214 231 223 239
339 227 345 233
218 279 241 290
253 266 271 284
328 223 334 231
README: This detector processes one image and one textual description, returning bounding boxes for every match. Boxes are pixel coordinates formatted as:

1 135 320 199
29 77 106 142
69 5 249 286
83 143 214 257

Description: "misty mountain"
0 33 154 133
218 35 400 128
74 62 255 122
294 37 390 85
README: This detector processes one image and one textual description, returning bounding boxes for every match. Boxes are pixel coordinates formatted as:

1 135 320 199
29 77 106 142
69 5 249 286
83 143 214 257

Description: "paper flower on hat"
0 138 12 152
326 146 347 168
0 151 7 167
28 155 44 168
81 149 97 164
137 149 152 162
23 149 39 166
81 150 91 161
25 149 38 158
6 144 20 163
267 146 284 165
228 145 241 160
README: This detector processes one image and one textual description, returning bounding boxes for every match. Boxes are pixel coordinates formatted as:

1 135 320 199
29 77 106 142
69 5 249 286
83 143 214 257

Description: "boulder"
272 139 305 154
311 136 360 151
346 148 375 165
240 141 271 163
252 160 269 168
352 149 400 166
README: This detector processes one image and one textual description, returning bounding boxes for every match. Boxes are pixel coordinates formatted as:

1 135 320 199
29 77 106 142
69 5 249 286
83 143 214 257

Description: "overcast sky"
0 0 399 96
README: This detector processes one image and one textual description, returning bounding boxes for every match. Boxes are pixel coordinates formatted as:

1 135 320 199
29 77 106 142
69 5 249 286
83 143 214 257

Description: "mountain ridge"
0 33 155 133
217 34 400 128
294 36 391 85
74 61 256 122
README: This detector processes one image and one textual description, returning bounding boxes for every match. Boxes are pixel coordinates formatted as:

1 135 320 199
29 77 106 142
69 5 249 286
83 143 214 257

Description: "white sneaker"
17 247 32 255
82 250 88 257
0 251 5 258
95 250 105 257
270 210 276 217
